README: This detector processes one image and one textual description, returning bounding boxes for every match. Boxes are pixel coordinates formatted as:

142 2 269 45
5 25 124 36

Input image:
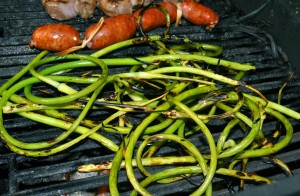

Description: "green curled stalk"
1 99 119 153
1 93 119 147
201 94 244 119
143 118 174 135
29 64 78 95
136 3 171 36
0 55 99 106
244 93 300 120
169 42 223 56
124 85 218 195
217 167 273 184
142 119 185 158
0 56 110 150
144 85 219 157
130 166 272 196
2 75 98 108
32 57 97 75
130 166 203 196
177 120 186 138
80 156 272 185
78 156 197 172
147 66 267 101
171 99 217 196
134 133 211 196
50 80 106 149
4 115 109 157
3 100 89 113
236 107 293 159
109 137 129 196
217 118 241 153
101 54 255 72
2 76 99 113
90 35 222 59
116 71 216 86
217 97 262 159
135 133 205 178
165 91 245 120
147 65 234 85
109 83 210 195
124 102 176 195
239 158 249 191
1 31 298 195
23 55 108 105
0 50 49 95
269 157 293 176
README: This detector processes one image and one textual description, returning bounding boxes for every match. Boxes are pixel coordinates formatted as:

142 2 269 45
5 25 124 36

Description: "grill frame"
1 0 300 195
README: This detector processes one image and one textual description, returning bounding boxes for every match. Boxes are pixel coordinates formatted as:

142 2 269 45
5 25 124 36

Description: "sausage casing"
84 14 137 50
182 0 219 29
133 2 177 32
29 24 82 52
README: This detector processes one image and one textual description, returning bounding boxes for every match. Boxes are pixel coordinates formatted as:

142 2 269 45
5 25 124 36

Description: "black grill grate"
1 0 300 195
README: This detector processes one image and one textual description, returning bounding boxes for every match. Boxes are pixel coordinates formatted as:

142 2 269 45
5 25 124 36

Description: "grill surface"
1 0 300 195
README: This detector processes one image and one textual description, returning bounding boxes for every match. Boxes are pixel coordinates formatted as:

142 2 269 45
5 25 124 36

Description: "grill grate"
1 0 300 195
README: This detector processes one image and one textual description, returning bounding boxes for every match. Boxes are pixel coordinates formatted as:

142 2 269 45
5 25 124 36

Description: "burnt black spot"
47 138 57 144
237 91 244 100
16 103 27 108
253 118 260 124
44 149 51 153
65 115 75 121
129 56 152 65
133 36 155 44
149 136 161 142
235 171 246 176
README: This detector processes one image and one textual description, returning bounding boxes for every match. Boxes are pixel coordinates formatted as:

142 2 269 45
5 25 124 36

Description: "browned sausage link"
84 14 137 50
133 2 177 32
29 24 82 52
181 0 219 29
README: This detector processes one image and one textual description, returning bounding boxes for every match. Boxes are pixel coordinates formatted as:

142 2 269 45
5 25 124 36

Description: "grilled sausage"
84 14 137 50
133 2 178 32
29 24 82 52
181 0 219 29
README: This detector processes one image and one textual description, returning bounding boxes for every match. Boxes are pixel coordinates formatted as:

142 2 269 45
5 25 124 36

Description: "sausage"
29 24 82 52
181 0 219 29
84 14 137 50
133 2 178 32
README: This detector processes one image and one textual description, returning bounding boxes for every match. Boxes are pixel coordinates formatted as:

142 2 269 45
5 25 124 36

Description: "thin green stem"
0 51 49 95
